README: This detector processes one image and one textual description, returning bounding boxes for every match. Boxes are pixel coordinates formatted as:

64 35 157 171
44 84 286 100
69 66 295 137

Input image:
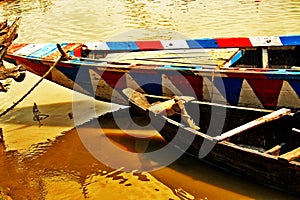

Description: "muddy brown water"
1 0 300 199
0 110 299 199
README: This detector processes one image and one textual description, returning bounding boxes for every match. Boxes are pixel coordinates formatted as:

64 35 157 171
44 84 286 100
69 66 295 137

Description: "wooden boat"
122 88 300 195
4 35 300 109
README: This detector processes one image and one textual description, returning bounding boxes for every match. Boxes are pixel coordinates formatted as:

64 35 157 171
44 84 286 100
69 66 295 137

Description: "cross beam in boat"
161 115 216 142
279 147 300 161
215 108 291 141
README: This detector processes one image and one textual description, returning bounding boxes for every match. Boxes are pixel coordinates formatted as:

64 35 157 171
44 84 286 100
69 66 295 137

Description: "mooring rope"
0 54 63 118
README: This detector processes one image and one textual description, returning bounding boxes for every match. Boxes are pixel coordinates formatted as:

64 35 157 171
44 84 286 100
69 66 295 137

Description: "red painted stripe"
135 41 164 50
7 43 28 54
73 45 82 57
216 38 252 48
164 74 203 100
101 70 126 88
246 77 283 109
8 55 50 76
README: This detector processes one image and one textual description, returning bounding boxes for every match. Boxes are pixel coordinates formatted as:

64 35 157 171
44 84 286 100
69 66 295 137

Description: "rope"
0 55 63 118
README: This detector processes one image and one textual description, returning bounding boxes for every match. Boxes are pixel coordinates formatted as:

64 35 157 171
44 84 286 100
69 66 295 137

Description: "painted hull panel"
5 35 300 109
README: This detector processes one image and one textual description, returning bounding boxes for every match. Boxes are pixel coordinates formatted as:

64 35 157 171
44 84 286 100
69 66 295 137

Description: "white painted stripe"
126 73 146 94
249 36 283 46
13 44 48 56
277 81 300 108
84 42 110 50
238 79 264 108
160 40 190 49
161 74 182 96
88 69 126 103
202 76 228 104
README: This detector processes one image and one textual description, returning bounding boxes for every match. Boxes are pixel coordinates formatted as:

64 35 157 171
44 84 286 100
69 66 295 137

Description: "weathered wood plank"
161 115 214 141
123 88 151 110
215 108 291 141
149 99 177 115
279 147 300 161
103 48 240 67
292 128 300 134
265 145 282 156
262 47 269 68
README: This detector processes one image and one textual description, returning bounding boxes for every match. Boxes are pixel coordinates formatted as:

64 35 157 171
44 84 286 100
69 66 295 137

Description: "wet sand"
0 72 299 199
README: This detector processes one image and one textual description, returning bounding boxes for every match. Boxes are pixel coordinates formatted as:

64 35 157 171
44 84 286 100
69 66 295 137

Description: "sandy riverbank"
0 72 181 199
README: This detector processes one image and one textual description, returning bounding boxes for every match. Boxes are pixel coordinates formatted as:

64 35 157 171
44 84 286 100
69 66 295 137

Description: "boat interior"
81 44 300 70
131 91 300 162
184 101 300 161
234 46 300 69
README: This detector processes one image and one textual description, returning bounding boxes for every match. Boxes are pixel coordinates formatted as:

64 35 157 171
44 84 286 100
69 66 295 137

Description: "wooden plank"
149 99 177 115
279 147 300 161
215 108 291 141
161 115 215 141
292 128 300 134
262 48 269 68
222 50 243 68
122 88 151 110
191 100 273 113
13 44 47 56
265 145 281 156
103 48 239 67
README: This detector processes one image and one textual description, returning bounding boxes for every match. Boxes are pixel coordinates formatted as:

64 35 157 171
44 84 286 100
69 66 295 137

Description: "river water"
1 0 300 42
1 0 300 199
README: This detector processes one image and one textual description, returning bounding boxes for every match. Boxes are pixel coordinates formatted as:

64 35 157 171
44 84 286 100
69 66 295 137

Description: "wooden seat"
279 147 300 161
265 145 282 156
215 108 291 141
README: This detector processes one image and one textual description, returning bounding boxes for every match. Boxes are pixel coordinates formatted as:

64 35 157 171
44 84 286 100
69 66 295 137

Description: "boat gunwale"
7 54 300 76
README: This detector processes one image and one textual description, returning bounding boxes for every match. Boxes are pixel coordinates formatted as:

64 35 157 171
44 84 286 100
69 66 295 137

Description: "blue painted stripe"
212 77 241 106
262 69 300 80
28 43 68 58
226 50 243 67
106 39 220 50
186 40 203 48
28 44 58 58
129 73 163 95
90 35 300 51
194 38 219 48
288 80 300 98
106 42 139 51
232 50 242 64
279 35 300 46
222 77 243 106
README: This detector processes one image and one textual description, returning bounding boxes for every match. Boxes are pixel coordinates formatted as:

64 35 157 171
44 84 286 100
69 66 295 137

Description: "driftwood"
0 17 25 92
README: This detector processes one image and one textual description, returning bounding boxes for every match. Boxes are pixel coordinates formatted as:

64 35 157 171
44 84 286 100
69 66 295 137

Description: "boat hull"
129 100 300 195
4 36 300 110
5 53 300 110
